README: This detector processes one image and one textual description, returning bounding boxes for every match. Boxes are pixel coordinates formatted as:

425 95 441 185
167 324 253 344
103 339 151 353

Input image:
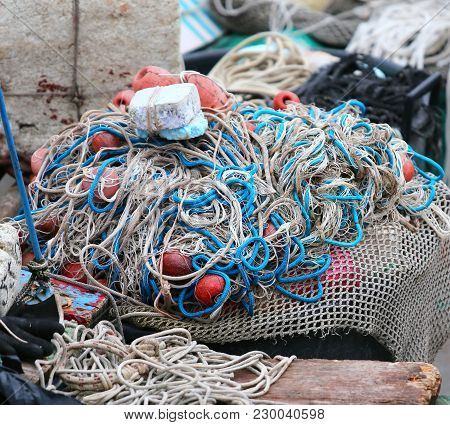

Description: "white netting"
120 180 450 362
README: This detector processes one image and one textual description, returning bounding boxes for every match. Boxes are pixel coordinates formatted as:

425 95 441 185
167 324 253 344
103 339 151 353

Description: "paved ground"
435 339 450 395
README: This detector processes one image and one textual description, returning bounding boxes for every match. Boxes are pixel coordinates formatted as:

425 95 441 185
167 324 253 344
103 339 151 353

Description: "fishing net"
9 96 450 363
120 178 450 362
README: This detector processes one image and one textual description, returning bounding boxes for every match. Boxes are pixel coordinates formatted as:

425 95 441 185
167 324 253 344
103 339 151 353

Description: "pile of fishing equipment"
11 68 449 323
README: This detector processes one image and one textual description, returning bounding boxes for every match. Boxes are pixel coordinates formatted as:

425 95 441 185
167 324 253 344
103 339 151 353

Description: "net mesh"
118 180 450 363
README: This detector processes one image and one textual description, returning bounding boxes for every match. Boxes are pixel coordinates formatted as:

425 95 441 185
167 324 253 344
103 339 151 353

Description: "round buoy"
132 66 179 92
81 167 120 201
183 73 229 110
162 250 193 277
322 247 360 289
245 122 256 132
91 132 122 153
61 262 88 283
36 216 59 235
401 154 415 182
112 90 135 110
273 91 300 110
22 251 34 266
30 147 48 175
194 274 225 306
263 221 277 237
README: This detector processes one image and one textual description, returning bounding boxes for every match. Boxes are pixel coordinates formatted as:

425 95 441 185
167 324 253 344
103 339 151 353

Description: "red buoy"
91 132 122 153
132 66 179 92
112 90 135 110
194 274 225 306
22 251 35 266
273 91 300 110
36 215 59 235
401 154 415 182
182 73 229 110
162 250 193 277
30 147 48 175
263 221 277 237
81 167 120 201
245 122 256 132
61 262 88 283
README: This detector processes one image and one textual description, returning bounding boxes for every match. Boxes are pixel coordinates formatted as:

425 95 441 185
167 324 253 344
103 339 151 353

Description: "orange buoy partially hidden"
112 90 135 110
194 274 225 306
22 251 35 266
245 122 256 132
35 215 59 235
91 132 123 153
61 262 88 283
132 66 179 92
273 91 300 110
81 167 120 201
162 250 193 277
182 73 229 110
401 154 415 182
30 147 49 175
263 221 277 238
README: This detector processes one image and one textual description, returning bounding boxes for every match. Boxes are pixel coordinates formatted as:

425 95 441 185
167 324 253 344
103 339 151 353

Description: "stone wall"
0 0 180 162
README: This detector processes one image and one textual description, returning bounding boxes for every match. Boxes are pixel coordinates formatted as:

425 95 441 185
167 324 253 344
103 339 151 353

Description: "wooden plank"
237 359 441 405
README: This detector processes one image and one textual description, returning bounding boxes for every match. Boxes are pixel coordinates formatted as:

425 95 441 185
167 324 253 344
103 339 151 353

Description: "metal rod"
0 84 44 261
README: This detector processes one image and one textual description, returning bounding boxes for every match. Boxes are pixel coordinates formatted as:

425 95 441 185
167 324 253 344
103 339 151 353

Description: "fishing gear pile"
295 53 443 163
36 321 293 405
10 86 450 325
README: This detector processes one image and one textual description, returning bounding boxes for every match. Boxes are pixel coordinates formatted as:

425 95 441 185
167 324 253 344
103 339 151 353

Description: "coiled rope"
36 321 294 405
9 99 450 319
208 32 311 98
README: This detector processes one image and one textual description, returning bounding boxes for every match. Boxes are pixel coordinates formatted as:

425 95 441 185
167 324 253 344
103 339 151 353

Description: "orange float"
30 147 48 175
91 132 122 153
194 274 225 306
273 91 300 110
132 66 179 92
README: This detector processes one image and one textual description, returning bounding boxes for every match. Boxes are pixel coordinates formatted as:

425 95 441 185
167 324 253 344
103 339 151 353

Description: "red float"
273 91 300 110
194 274 225 306
22 251 34 266
263 221 277 237
182 73 229 110
401 154 415 182
112 90 135 110
132 66 179 92
91 132 122 153
162 250 193 277
36 215 59 235
81 167 120 201
30 147 48 175
245 122 256 132
61 262 88 283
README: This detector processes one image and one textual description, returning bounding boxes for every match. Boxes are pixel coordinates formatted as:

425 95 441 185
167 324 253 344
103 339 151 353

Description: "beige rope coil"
208 32 311 98
35 321 294 405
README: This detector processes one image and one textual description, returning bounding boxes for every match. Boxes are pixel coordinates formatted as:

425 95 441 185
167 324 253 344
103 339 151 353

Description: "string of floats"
10 97 448 319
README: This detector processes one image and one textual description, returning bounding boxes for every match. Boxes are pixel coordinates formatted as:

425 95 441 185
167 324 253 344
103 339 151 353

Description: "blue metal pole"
0 84 44 261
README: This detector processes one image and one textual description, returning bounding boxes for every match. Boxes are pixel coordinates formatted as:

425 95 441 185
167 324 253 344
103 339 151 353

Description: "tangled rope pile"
209 32 311 98
36 321 294 404
346 0 450 76
10 98 450 319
